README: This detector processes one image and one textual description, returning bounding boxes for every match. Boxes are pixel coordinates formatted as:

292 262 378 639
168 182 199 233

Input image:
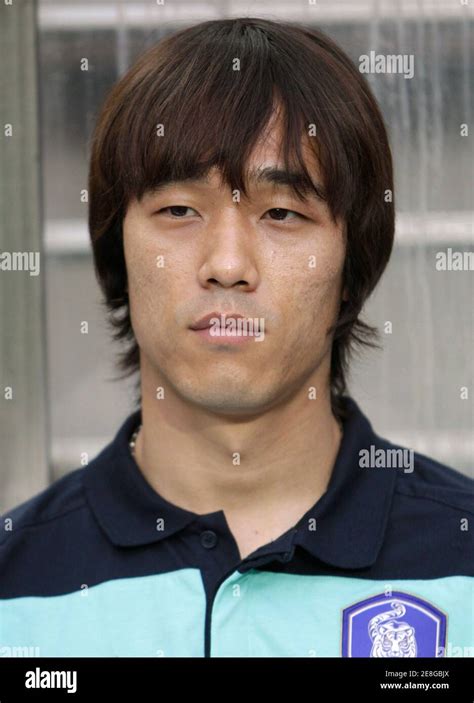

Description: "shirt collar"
83 397 397 570
247 396 398 570
83 410 198 547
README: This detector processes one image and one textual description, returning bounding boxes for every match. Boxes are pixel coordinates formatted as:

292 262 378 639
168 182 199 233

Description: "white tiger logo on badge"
341 591 447 657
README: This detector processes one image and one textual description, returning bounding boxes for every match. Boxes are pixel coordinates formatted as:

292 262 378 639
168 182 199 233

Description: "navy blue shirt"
1 396 473 657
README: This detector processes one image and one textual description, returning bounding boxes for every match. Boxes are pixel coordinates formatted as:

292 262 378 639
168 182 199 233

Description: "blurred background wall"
1 0 472 513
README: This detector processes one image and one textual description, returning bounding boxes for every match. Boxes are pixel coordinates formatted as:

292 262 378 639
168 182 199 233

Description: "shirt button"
200 530 218 549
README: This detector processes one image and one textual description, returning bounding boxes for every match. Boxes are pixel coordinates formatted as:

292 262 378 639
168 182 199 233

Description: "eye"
155 205 198 218
265 208 303 222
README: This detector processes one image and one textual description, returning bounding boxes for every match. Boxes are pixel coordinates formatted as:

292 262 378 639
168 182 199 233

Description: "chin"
178 382 280 417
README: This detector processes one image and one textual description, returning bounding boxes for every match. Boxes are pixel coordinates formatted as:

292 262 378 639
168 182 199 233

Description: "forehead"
139 110 325 202
248 121 321 179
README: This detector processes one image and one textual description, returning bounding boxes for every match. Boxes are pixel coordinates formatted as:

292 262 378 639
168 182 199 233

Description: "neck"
133 360 343 526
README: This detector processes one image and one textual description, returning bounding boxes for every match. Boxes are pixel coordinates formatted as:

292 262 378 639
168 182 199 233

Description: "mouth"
189 312 264 344
189 312 246 331
190 327 258 345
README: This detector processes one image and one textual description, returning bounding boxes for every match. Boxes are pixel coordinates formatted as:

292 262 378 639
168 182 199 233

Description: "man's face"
123 124 347 417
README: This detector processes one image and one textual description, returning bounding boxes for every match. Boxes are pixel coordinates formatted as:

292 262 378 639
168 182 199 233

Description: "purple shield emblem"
342 591 447 657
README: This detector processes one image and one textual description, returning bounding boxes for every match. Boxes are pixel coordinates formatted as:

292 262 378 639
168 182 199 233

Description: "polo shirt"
1 396 472 658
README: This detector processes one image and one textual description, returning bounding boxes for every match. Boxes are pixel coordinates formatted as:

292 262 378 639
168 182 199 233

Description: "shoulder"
0 410 139 550
388 440 474 516
0 466 89 546
0 460 109 598
373 437 474 577
0 411 141 597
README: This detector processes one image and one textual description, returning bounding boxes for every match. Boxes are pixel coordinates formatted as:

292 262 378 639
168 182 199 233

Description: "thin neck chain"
129 424 142 457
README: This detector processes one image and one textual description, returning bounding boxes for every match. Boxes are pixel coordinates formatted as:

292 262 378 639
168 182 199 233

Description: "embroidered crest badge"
342 591 447 657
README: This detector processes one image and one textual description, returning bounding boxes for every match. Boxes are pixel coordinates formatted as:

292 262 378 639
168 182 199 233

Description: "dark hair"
88 17 395 422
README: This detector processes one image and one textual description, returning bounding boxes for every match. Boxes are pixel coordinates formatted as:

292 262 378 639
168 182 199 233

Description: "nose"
196 212 260 291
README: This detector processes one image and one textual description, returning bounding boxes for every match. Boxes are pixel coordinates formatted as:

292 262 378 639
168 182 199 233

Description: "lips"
190 312 246 331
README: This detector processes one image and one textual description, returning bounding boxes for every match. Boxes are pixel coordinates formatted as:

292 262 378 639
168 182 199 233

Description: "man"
1 17 472 658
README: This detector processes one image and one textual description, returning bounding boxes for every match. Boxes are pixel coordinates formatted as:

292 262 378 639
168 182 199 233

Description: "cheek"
275 247 345 378
308 254 345 316
125 240 173 337
126 243 196 361
124 217 173 307
274 237 345 328
125 216 192 292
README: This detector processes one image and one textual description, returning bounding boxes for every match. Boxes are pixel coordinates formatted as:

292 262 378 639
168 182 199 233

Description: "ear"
341 286 349 302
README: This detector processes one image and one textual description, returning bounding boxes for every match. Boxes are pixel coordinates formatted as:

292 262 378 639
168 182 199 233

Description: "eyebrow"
144 177 208 199
144 167 326 202
247 167 326 201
